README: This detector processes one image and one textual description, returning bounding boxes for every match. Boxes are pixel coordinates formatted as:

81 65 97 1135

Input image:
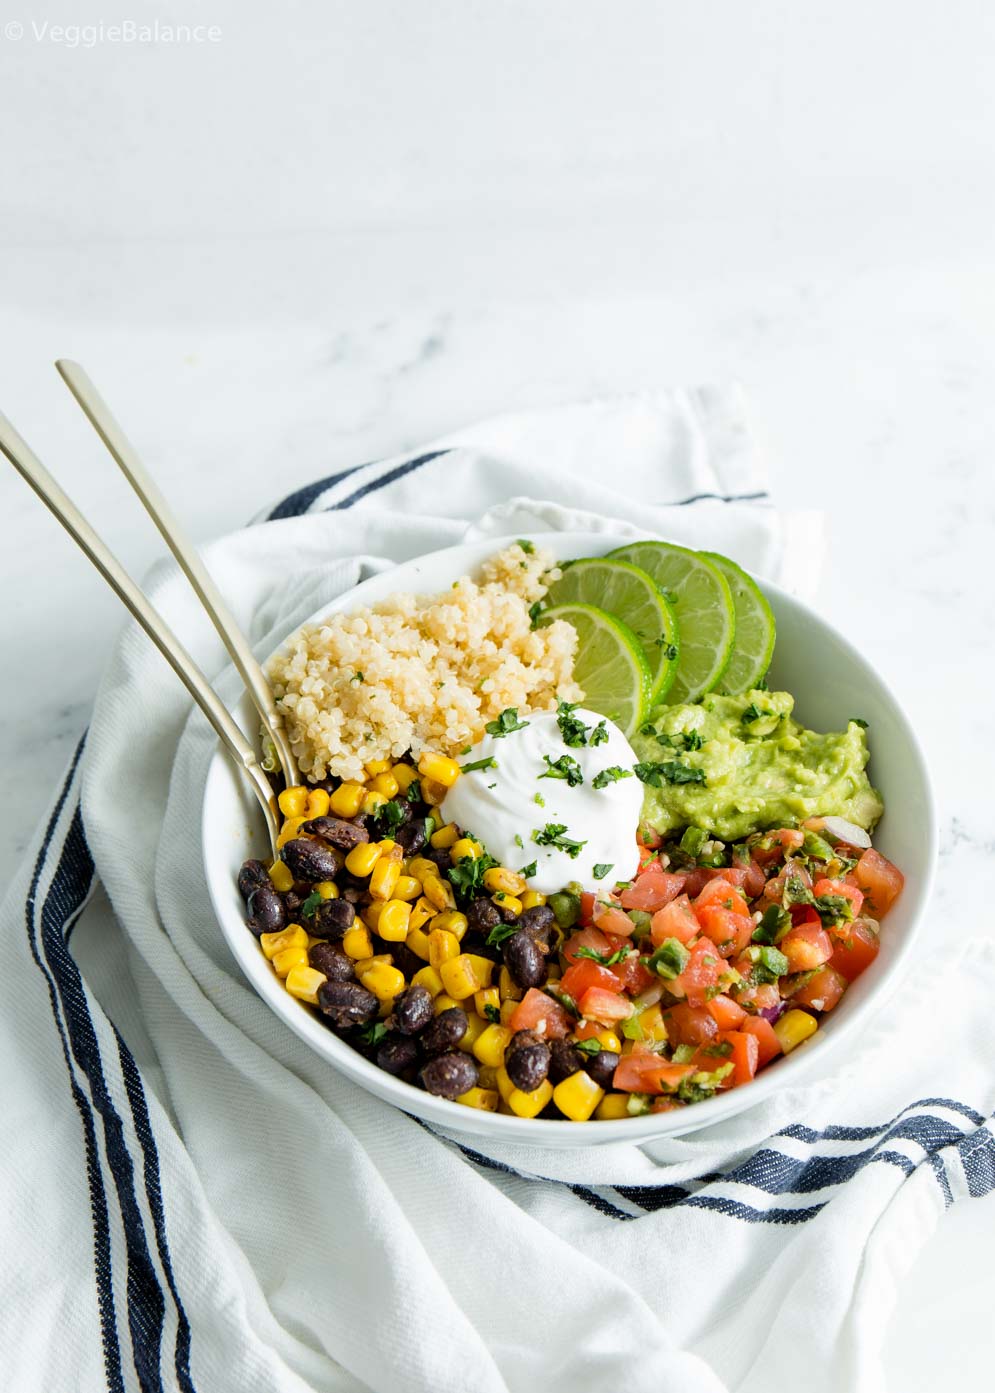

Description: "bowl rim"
201 530 938 1145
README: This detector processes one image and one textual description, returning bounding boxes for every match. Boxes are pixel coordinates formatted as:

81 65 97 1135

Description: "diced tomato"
812 877 865 918
573 1019 612 1043
508 988 573 1039
560 959 622 1001
780 922 834 971
751 828 805 867
707 994 747 1030
662 1002 719 1047
681 867 711 897
577 987 634 1024
722 1030 760 1086
562 927 611 965
855 849 905 916
791 966 848 1012
670 939 724 1007
742 861 768 899
650 893 700 946
763 864 812 903
789 904 822 929
651 1097 685 1113
696 904 754 958
740 1015 782 1066
593 904 636 937
637 825 663 850
694 877 751 916
579 892 597 926
614 1054 696 1095
829 919 880 982
610 953 656 996
696 865 749 890
620 867 686 912
733 980 780 1014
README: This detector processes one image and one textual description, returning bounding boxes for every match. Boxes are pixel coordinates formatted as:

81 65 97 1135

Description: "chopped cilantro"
677 1062 733 1102
592 766 632 790
528 600 543 628
813 893 857 928
532 823 587 858
575 943 628 965
539 753 585 786
741 702 765 724
782 876 815 908
851 717 869 729
516 538 535 554
513 833 524 849
461 755 498 774
404 779 422 804
519 860 538 879
377 799 408 831
653 639 679 661
351 671 364 684
545 986 579 1017
358 1021 388 1047
299 890 323 919
701 1040 734 1058
533 791 545 807
448 850 499 899
634 760 707 788
589 720 609 747
484 708 529 738
592 863 614 882
755 674 769 691
655 729 704 752
556 700 591 747
573 1038 603 1057
483 1003 501 1024
485 920 519 947
752 903 791 945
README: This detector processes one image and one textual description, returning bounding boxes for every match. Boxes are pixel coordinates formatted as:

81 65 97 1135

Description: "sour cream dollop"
440 708 643 895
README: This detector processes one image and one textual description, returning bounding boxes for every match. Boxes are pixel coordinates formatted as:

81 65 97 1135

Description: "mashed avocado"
631 689 883 841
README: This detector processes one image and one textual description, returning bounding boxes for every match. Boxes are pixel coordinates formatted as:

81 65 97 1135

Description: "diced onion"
821 816 872 849
632 982 664 1010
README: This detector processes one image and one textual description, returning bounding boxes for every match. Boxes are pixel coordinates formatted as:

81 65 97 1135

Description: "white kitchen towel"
1 387 991 1393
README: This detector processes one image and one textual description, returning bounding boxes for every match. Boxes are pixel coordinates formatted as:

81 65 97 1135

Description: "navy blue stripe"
25 741 125 1393
266 465 363 521
684 1194 824 1225
671 489 770 507
328 450 450 511
42 808 167 1392
116 1030 196 1393
959 1126 995 1199
929 1152 955 1207
614 1183 694 1211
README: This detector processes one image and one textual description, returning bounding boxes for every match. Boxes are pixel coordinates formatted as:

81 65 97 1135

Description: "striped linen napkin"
1 387 989 1393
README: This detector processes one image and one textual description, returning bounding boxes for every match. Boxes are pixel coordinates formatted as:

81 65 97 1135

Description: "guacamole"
631 689 883 841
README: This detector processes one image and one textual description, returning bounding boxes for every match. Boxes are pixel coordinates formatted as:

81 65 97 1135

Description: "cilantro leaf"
592 863 614 882
448 850 499 899
589 721 609 747
539 753 584 786
485 708 529 738
516 538 535 554
592 766 632 790
634 760 707 788
358 1021 388 1047
377 799 408 831
575 944 629 965
573 1037 603 1057
485 921 520 947
483 1003 502 1023
519 860 538 878
752 903 791 945
461 756 498 774
299 890 323 919
850 717 869 729
532 823 587 858
556 701 590 747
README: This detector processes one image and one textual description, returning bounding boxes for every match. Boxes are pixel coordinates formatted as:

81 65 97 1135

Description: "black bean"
505 1032 551 1092
394 984 434 1036
299 816 370 851
518 905 558 954
308 942 355 981
309 898 356 940
585 1051 620 1090
376 1034 420 1076
317 980 378 1029
424 847 453 875
244 885 286 936
395 820 427 855
340 884 365 904
467 897 501 935
495 899 521 925
460 934 501 964
548 1039 586 1085
282 890 304 917
388 941 424 981
237 859 269 902
420 1052 478 1100
420 1007 468 1055
281 838 343 884
502 931 547 989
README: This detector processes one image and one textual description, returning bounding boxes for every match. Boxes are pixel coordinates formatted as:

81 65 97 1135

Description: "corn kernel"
499 1000 518 1027
498 966 523 1002
509 1079 554 1119
430 822 459 849
267 859 294 893
365 758 392 777
393 874 421 901
392 763 419 792
420 777 448 805
430 910 468 941
329 782 366 818
277 785 309 818
276 815 307 849
345 841 382 878
491 892 522 917
272 945 309 978
456 1086 499 1112
483 867 527 897
594 1093 632 1121
434 993 461 1014
520 890 547 910
477 1064 499 1090
407 857 437 882
305 788 330 819
377 899 412 942
314 880 338 900
451 838 480 863
439 953 483 1000
465 954 495 989
369 855 401 902
342 925 374 960
362 901 386 932
428 929 461 970
370 771 400 799
260 924 307 961
773 1008 819 1054
638 1004 668 1043
584 1028 622 1053
353 953 392 976
473 1023 513 1068
408 895 436 932
285 964 327 1004
359 961 406 1002
474 986 500 1018
423 875 455 911
553 1071 604 1122
411 964 444 998
406 926 432 961
496 1066 516 1102
362 790 388 816
458 1012 488 1051
417 750 462 787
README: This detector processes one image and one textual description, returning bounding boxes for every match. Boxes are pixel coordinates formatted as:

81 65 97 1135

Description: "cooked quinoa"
268 543 582 782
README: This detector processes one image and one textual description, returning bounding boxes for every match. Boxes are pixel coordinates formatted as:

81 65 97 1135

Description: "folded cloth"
1 387 990 1393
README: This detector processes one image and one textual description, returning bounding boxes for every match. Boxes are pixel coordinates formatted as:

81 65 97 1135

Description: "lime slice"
543 558 679 701
607 541 736 703
539 602 652 737
699 551 776 694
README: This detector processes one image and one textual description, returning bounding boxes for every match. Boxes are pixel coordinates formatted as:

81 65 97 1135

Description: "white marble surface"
2 1 995 1386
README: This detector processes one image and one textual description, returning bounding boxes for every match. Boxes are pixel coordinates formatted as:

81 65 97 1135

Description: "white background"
2 1 994 1386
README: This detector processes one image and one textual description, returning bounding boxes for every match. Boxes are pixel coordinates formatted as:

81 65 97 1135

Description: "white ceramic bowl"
202 533 936 1147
